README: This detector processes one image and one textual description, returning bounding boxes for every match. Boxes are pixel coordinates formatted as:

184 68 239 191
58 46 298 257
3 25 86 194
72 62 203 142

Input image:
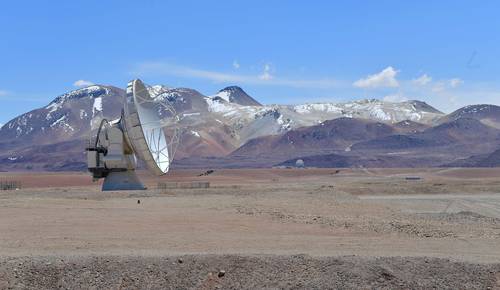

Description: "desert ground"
1 168 500 289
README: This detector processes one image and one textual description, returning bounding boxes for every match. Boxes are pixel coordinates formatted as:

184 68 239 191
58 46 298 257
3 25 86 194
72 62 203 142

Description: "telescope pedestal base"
102 170 146 191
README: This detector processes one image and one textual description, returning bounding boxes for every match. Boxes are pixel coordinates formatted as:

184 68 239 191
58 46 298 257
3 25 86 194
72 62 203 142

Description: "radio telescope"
86 79 180 190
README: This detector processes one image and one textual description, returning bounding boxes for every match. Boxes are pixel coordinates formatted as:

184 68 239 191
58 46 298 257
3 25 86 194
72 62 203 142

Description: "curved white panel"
124 79 170 175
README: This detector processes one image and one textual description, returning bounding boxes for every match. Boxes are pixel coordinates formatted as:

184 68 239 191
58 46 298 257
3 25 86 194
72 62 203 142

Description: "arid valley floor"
1 168 500 289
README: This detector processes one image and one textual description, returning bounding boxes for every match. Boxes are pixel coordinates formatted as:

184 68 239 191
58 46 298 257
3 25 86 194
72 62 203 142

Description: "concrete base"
102 170 146 191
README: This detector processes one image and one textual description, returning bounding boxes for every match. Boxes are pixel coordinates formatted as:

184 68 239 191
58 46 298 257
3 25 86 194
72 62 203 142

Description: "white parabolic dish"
124 79 170 175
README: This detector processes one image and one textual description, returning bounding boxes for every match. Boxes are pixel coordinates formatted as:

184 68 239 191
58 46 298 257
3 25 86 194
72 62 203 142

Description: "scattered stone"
137 200 141 204
177 258 183 264
0 256 499 289
198 169 215 176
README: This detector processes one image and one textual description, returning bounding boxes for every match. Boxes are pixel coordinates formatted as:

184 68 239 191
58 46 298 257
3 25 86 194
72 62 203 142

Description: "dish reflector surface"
125 79 170 175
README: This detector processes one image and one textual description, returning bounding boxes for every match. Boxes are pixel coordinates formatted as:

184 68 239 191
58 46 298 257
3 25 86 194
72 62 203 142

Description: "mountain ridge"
1 83 498 171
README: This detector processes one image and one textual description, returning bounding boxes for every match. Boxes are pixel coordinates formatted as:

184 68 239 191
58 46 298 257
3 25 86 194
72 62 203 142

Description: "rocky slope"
439 104 500 128
0 86 124 170
272 118 500 169
231 118 397 159
212 86 262 106
216 116 500 169
443 148 500 167
352 118 500 151
204 98 443 144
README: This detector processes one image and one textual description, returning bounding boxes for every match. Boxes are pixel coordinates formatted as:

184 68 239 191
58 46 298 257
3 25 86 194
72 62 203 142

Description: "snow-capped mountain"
210 86 262 106
0 85 125 170
0 83 446 171
439 104 500 128
202 96 443 143
1 85 124 142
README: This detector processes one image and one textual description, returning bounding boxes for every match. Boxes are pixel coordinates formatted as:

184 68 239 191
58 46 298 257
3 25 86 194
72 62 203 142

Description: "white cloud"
412 74 432 86
430 78 463 93
449 78 463 88
134 61 342 89
431 82 446 93
353 66 399 89
259 63 273 80
73 80 94 87
0 90 8 96
383 94 408 103
232 60 240 69
395 77 500 113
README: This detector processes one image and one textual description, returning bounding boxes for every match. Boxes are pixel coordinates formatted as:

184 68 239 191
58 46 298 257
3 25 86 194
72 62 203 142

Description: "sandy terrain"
1 168 500 288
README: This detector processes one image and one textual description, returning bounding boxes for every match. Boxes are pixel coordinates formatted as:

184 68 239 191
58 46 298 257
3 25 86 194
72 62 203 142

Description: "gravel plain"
1 255 499 290
1 168 500 289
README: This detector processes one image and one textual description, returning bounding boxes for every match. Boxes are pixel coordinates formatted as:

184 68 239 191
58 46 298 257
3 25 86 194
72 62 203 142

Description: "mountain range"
0 83 499 171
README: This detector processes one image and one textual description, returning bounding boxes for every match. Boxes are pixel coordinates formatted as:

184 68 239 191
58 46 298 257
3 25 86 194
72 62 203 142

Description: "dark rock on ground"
0 255 498 289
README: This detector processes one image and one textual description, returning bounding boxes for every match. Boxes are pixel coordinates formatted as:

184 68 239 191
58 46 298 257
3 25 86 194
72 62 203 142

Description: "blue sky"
1 0 499 125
